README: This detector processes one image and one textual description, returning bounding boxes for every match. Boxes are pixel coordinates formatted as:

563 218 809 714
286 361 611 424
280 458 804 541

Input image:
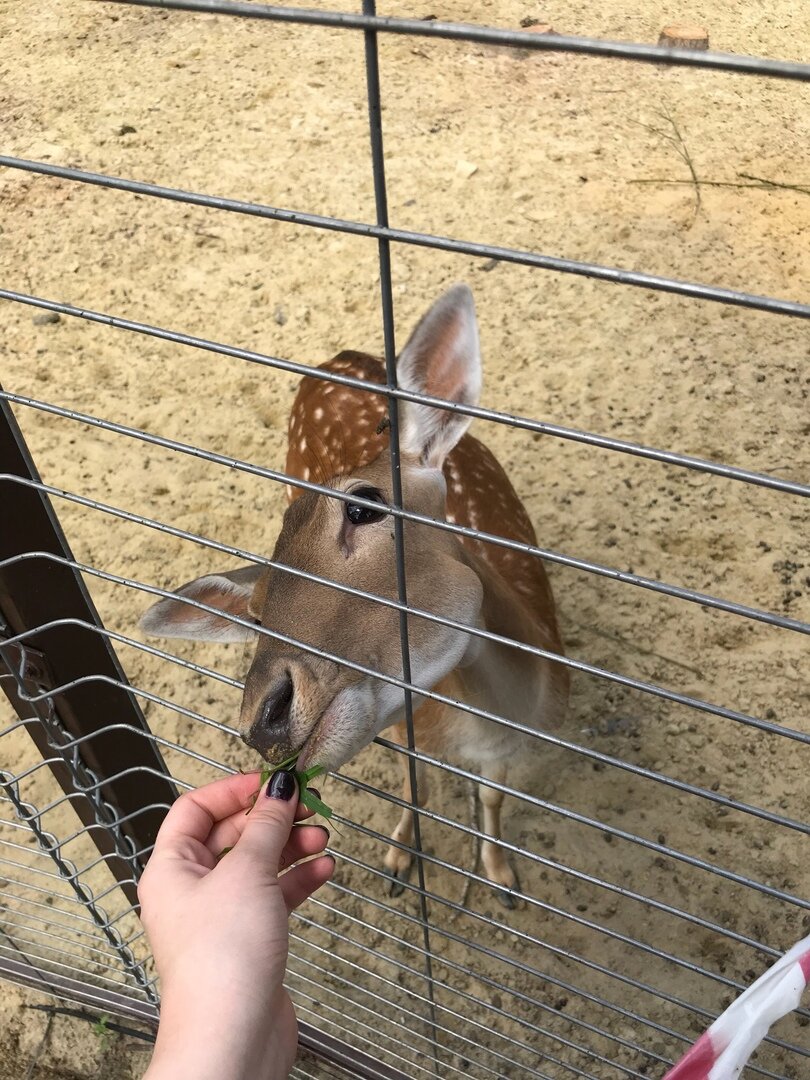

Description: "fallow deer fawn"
141 285 568 905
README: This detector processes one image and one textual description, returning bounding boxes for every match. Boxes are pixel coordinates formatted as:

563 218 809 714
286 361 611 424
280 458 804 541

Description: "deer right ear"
140 565 265 643
397 284 482 469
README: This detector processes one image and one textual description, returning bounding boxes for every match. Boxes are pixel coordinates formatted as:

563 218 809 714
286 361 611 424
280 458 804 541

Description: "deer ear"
140 565 265 643
397 284 481 469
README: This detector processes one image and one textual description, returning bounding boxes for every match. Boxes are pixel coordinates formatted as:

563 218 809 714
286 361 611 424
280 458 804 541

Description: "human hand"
139 769 334 1080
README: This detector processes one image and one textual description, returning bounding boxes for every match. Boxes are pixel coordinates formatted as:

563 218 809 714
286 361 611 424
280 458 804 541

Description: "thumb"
235 769 299 872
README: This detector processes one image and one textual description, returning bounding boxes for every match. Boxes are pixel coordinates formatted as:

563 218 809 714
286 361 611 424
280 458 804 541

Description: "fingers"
233 770 300 870
279 825 330 872
280 855 335 911
151 772 264 859
206 793 317 859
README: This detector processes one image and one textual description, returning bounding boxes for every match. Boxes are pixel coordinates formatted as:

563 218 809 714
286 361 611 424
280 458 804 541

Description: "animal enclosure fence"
1 2 809 1078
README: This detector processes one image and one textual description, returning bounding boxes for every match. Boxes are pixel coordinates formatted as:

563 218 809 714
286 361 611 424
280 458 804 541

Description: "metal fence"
1 2 809 1077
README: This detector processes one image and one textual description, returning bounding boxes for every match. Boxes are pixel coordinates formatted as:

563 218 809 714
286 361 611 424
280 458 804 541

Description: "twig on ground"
632 103 702 222
24 1003 156 1044
737 172 810 195
569 621 704 679
24 1010 54 1080
629 176 810 196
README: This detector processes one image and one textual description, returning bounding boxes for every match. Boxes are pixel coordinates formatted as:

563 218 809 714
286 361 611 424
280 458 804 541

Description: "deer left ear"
397 284 481 469
140 564 265 643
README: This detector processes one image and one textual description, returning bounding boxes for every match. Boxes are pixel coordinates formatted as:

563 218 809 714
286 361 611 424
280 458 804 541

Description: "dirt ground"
1 0 809 1076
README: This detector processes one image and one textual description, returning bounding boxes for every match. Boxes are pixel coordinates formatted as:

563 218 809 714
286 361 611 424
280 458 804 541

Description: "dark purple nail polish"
308 787 320 800
267 769 297 801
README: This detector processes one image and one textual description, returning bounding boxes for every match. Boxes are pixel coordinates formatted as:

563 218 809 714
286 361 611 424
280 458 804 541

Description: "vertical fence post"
360 3 441 1070
0 391 177 910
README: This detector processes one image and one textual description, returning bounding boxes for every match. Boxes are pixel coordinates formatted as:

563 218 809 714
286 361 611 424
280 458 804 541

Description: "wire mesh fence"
1 1 809 1077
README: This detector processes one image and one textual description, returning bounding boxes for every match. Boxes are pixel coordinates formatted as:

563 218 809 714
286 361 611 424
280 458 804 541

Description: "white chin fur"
297 684 376 771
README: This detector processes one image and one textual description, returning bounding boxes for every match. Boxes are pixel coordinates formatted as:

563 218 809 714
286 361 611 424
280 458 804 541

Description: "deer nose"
246 671 294 755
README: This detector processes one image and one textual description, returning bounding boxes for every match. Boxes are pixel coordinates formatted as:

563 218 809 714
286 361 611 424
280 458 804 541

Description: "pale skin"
140 771 334 1080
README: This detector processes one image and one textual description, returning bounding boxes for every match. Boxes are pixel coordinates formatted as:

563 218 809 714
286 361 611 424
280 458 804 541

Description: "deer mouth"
295 683 374 772
295 702 337 771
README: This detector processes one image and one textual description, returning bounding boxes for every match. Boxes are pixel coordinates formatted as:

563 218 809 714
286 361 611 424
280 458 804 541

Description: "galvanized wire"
102 0 810 82
2 287 809 504
1 2 808 1076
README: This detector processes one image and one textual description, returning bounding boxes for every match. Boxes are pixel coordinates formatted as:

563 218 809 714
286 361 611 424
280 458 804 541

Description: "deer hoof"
490 866 521 910
495 886 518 910
387 862 412 898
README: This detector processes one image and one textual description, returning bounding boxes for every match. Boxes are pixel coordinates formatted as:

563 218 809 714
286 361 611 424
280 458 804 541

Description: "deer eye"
345 487 388 526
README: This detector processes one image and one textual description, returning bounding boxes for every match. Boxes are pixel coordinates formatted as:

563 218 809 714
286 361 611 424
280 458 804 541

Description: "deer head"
141 285 487 770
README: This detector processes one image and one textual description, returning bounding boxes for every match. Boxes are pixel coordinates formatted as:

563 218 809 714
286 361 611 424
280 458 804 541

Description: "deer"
140 284 569 906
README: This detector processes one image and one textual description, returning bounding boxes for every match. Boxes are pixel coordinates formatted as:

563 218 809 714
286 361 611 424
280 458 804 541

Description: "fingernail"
308 787 320 800
315 824 330 840
267 769 297 801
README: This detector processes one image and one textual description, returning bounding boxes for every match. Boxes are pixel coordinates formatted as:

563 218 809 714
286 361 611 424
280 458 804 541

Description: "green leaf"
248 756 332 819
299 787 333 820
298 764 327 785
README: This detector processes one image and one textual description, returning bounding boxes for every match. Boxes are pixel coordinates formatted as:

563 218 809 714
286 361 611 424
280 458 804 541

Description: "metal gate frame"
1 2 808 1077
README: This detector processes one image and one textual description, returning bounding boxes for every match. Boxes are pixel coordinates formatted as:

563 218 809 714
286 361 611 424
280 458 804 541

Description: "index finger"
154 772 264 855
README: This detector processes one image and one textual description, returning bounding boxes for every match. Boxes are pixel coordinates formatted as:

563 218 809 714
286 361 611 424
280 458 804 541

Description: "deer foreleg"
478 763 520 908
384 743 429 897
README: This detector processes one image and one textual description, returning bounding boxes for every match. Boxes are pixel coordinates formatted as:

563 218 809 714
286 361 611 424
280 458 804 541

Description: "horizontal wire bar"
292 978 547 1080
373 736 810 911
18 646 810 843
102 0 810 82
0 844 125 917
326 776 792 960
0 938 138 991
0 907 143 968
2 391 807 645
0 954 158 1019
5 487 808 830
0 858 86 890
0 884 102 930
331 830 740 998
287 951 534 1078
307 885 675 1067
293 913 650 1079
5 553 805 918
288 930 551 1072
289 940 599 1080
12 643 809 935
289 988 460 1080
0 876 97 920
328 773 786 976
3 483 807 837
292 998 492 1080
47 805 174 866
326 848 810 1064
316 880 697 1058
288 978 489 1079
331 828 810 1036
2 286 809 504
2 613 241 692
5 548 809 849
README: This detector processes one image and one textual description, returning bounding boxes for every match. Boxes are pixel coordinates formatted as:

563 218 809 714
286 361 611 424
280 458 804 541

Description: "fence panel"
1 2 808 1076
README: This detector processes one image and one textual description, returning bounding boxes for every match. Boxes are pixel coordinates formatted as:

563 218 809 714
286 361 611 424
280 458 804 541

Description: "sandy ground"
1 0 809 1076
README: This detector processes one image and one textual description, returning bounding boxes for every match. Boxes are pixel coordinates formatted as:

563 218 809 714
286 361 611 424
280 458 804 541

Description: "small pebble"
273 306 288 326
33 311 61 326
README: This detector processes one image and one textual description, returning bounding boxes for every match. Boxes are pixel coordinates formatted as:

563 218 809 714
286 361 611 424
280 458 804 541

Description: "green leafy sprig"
257 755 332 820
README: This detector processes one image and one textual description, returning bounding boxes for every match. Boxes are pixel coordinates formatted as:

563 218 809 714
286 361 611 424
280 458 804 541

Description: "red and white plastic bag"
664 932 810 1079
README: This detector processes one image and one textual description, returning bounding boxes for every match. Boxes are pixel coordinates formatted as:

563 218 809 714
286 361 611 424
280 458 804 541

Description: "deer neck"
448 546 562 731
